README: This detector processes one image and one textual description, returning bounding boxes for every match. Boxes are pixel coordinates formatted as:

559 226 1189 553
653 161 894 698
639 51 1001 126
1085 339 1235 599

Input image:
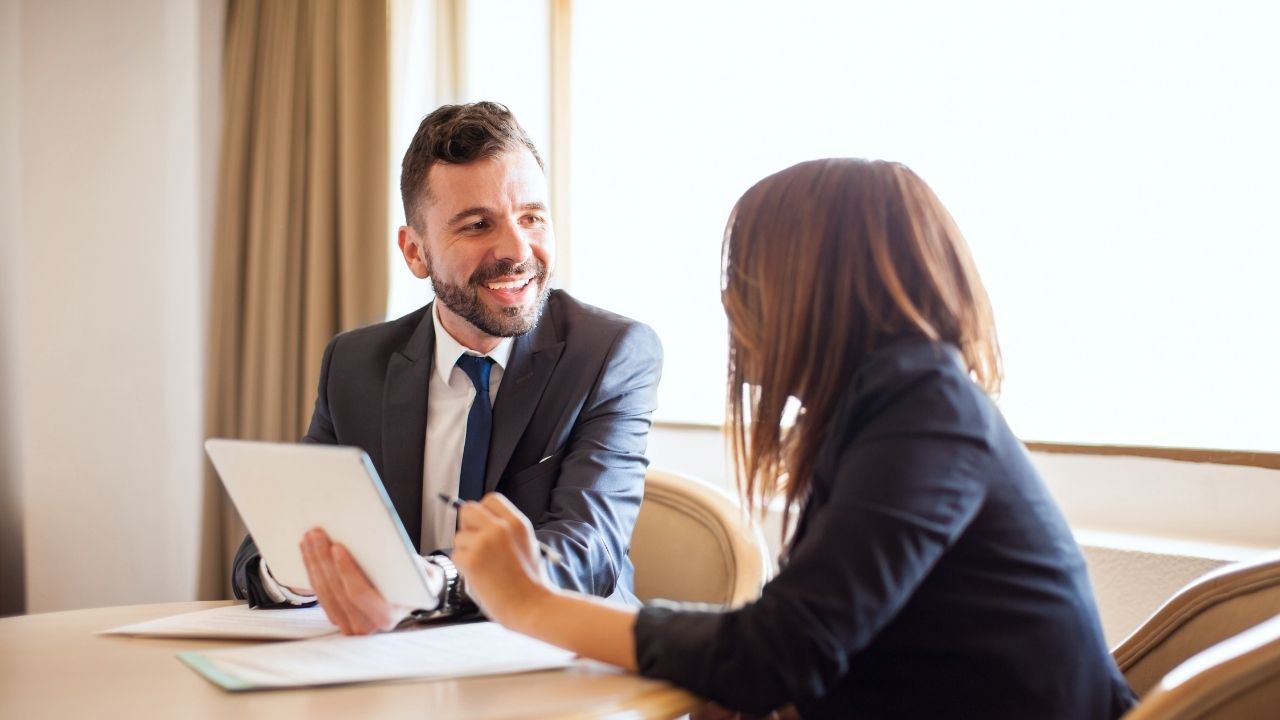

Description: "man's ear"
397 225 431 279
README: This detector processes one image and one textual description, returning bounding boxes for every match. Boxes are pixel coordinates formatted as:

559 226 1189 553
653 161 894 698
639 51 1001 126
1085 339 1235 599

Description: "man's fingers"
299 529 401 635
299 535 333 604
300 536 344 631
329 552 377 635
301 532 355 633
332 544 403 632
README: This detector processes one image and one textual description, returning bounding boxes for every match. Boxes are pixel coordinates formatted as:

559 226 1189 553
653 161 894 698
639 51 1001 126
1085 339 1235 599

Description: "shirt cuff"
419 555 447 611
258 560 318 606
258 556 445 611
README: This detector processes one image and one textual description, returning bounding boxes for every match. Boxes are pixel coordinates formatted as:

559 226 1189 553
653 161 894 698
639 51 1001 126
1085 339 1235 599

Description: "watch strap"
427 553 462 612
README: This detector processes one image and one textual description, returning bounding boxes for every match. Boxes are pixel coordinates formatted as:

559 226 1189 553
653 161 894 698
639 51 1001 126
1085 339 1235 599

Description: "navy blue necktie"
456 355 495 502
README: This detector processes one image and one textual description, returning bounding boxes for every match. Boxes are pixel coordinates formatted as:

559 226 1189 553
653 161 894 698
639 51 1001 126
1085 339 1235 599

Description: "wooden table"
0 600 701 719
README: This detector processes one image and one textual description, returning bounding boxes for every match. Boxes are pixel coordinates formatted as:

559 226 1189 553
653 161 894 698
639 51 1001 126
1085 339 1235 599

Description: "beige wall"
3 0 221 613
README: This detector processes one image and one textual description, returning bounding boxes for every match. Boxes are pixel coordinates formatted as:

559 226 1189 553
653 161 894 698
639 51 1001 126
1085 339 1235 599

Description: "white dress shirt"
260 302 512 608
421 302 512 551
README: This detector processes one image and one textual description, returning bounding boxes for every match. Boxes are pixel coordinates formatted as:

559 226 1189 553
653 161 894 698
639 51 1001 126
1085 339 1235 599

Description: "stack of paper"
177 622 577 691
102 604 339 641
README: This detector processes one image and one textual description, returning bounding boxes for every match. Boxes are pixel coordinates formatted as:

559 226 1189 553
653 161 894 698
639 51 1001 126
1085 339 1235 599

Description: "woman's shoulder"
801 340 1008 503
841 339 999 447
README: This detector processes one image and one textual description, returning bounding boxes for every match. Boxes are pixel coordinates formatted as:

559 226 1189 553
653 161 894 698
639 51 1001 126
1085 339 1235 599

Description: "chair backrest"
629 469 771 606
1112 550 1280 697
1122 614 1280 720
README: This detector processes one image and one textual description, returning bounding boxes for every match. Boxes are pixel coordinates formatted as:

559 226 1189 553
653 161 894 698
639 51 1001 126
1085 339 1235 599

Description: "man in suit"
231 102 663 635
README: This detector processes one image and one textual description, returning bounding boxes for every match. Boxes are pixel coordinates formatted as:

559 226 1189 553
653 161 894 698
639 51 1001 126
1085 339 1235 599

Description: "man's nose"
492 220 534 265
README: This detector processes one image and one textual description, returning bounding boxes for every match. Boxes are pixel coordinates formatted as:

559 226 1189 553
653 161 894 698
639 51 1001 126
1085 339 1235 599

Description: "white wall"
648 424 1280 645
0 0 26 617
4 0 221 613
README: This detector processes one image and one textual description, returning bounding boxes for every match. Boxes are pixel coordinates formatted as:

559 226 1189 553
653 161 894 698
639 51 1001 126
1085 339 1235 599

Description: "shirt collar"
431 301 514 386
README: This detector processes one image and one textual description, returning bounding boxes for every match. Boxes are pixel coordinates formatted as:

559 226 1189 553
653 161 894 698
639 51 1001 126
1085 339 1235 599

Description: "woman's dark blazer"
634 339 1137 719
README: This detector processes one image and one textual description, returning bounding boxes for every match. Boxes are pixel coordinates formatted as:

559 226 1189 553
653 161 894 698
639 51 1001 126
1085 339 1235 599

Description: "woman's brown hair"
723 159 1001 535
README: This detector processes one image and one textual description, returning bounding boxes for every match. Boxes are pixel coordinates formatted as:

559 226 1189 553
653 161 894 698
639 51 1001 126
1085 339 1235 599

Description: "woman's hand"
453 493 554 629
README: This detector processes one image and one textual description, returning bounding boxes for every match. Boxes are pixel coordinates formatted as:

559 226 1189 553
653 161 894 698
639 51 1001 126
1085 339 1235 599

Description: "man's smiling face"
399 146 555 351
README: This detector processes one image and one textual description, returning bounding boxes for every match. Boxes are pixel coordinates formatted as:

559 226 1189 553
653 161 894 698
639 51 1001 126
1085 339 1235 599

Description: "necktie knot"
457 354 495 395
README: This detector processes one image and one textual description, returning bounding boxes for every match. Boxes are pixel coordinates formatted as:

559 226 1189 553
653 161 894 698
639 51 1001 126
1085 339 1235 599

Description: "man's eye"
522 215 546 226
465 220 488 231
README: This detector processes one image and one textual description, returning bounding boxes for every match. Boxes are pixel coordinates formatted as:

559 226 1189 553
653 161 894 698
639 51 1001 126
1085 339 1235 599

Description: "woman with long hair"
453 159 1137 718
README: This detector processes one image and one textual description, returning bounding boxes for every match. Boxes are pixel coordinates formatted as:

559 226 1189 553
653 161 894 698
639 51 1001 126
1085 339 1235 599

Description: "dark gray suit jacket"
232 289 663 607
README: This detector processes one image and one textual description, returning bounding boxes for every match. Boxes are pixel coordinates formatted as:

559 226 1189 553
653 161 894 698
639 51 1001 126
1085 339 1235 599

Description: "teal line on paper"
177 651 252 692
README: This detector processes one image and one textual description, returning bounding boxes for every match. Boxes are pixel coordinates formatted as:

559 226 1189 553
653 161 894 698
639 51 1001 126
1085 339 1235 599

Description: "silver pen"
437 493 566 566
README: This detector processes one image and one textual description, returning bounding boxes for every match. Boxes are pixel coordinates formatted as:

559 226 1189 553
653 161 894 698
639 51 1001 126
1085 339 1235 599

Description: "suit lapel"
485 303 566 492
382 305 435 551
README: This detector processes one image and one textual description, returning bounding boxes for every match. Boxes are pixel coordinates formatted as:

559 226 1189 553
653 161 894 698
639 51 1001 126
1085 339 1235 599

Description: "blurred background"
2 0 1278 643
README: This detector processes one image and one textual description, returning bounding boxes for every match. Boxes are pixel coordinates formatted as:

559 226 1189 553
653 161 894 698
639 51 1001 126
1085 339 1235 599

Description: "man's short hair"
400 101 544 229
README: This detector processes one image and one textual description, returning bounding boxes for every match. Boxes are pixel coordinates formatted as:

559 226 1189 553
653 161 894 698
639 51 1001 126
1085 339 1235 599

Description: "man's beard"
431 257 551 337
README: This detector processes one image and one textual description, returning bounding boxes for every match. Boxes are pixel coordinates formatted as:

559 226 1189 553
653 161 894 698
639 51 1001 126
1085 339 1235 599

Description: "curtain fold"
199 0 389 600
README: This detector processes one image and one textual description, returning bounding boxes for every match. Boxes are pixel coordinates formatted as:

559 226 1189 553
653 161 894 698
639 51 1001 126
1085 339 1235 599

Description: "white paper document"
101 603 339 640
177 621 577 691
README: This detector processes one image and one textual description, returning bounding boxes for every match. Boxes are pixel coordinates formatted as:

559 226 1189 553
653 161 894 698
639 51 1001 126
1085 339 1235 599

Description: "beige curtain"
198 0 389 600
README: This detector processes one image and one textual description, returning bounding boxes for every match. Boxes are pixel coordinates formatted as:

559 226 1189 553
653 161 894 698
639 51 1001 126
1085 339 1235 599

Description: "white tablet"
204 438 436 609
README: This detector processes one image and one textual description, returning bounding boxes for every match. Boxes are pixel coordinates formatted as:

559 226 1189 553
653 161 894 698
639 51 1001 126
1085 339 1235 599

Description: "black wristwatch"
426 553 463 613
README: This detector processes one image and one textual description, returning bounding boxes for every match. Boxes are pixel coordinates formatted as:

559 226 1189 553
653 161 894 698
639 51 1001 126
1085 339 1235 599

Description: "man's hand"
299 527 412 635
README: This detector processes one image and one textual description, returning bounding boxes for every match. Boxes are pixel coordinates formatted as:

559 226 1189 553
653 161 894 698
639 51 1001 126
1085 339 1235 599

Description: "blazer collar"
398 303 437 364
381 295 569 544
381 305 436 549
485 292 567 491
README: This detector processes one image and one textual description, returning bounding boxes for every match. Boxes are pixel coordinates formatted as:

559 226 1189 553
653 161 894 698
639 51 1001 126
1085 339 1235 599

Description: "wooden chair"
629 469 771 606
1112 549 1280 697
1123 613 1280 719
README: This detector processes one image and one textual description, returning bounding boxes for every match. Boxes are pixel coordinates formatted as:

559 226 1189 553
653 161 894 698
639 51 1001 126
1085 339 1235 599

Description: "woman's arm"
457 437 989 713
514 586 639 671
453 493 639 670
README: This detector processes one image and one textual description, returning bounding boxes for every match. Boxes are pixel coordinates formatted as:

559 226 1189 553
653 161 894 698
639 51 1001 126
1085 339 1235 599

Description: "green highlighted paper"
176 621 576 691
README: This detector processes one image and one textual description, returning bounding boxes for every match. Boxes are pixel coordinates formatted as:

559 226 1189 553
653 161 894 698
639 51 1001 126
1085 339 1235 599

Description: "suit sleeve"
632 435 988 713
302 336 339 444
231 336 339 606
534 322 663 600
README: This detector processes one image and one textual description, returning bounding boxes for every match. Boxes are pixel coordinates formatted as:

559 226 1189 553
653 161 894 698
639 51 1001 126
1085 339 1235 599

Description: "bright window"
567 0 1280 451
